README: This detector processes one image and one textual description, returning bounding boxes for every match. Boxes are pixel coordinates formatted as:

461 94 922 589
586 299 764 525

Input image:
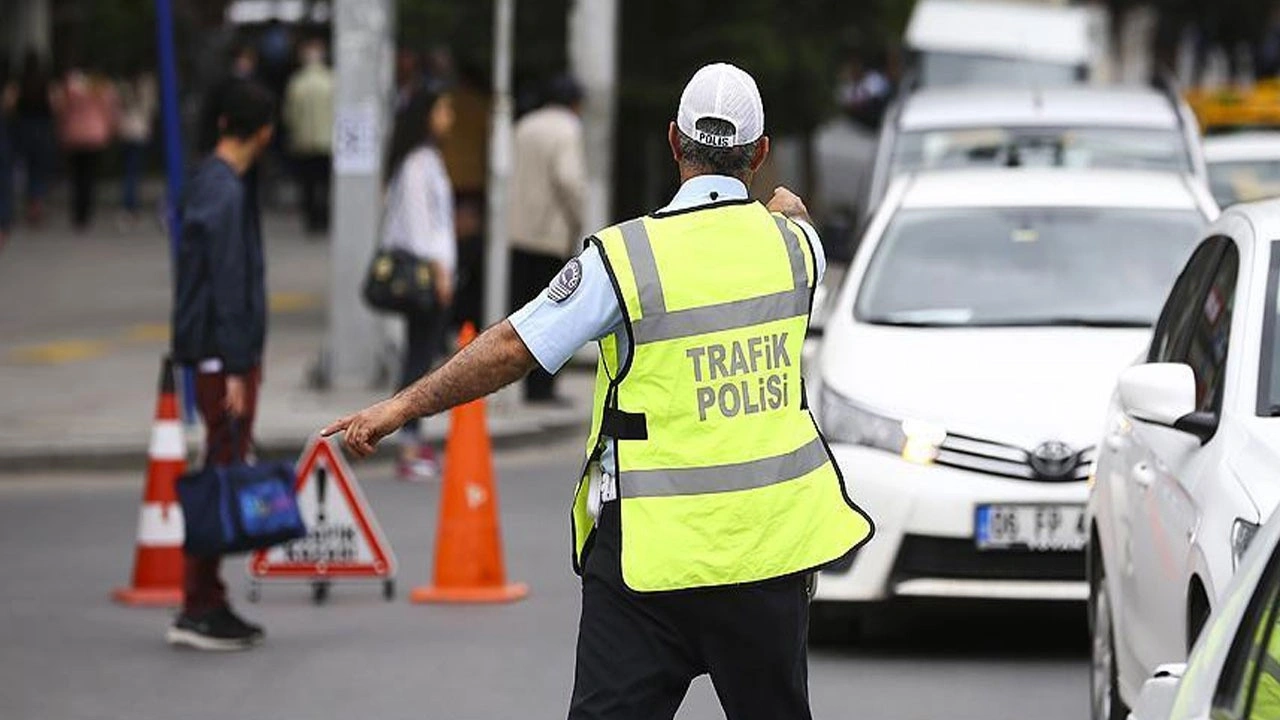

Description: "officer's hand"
321 397 410 458
767 186 812 225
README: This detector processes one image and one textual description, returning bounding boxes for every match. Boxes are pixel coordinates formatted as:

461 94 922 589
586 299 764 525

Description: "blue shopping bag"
178 443 306 557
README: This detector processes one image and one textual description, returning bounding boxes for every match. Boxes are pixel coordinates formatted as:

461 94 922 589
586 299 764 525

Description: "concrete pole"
568 0 619 233
482 0 515 329
325 0 394 389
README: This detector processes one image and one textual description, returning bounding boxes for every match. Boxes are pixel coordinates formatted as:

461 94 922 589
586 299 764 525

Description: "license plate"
975 504 1087 551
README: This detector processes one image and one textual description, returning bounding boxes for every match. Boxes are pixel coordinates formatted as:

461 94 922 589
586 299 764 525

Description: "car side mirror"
1118 364 1216 444
1130 663 1186 720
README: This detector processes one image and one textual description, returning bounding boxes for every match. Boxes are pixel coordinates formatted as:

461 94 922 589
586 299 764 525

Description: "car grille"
934 432 1095 482
892 535 1085 582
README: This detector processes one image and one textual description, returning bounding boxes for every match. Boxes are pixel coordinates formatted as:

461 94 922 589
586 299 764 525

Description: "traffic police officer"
324 62 873 720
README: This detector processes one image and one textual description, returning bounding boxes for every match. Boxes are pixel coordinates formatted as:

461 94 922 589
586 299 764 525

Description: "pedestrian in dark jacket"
169 79 275 652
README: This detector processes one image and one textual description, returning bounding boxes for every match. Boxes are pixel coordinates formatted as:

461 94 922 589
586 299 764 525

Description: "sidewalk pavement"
0 208 590 471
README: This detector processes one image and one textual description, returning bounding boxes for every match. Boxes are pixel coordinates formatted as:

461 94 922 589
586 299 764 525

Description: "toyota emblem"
1029 440 1078 480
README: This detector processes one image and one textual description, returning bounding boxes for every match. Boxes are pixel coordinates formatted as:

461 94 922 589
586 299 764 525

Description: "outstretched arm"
322 320 538 457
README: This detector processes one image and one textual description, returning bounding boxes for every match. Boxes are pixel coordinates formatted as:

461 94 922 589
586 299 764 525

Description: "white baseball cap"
676 63 765 148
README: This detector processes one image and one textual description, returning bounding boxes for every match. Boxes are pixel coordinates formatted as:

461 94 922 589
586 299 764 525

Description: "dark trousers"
120 140 145 213
0 119 12 233
452 191 486 330
294 152 331 234
568 502 814 720
184 366 260 615
400 307 446 436
67 149 102 229
13 116 53 206
509 247 566 401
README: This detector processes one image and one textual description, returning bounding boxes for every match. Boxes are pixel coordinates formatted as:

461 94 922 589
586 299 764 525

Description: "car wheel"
808 600 863 647
1090 545 1128 720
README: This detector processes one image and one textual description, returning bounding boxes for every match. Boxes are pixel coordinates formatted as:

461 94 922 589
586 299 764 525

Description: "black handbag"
362 247 438 315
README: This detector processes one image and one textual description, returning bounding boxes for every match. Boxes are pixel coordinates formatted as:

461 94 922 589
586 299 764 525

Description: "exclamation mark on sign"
316 466 328 526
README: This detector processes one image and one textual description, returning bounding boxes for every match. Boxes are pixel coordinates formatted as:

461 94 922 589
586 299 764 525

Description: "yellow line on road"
8 340 110 365
270 291 320 314
126 323 170 342
9 292 319 366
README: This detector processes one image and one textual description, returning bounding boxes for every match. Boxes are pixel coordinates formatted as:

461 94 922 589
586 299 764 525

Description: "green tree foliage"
69 0 158 73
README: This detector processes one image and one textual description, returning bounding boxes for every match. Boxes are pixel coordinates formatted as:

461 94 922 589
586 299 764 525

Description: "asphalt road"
0 437 1088 720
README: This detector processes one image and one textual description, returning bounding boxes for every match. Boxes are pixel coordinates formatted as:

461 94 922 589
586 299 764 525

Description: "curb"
0 416 587 474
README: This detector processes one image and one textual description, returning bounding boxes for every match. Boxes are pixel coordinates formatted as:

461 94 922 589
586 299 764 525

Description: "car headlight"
1231 518 1260 570
818 387 947 465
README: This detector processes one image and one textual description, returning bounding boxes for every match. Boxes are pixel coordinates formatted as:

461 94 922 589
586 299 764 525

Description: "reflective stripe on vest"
626 436 829 498
623 216 812 344
572 202 874 592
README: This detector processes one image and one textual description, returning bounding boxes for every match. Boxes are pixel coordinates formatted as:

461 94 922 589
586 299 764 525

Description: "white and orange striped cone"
111 356 188 606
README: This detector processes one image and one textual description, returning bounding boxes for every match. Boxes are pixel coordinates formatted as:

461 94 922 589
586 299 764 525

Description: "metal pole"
568 0 619 234
483 0 515 329
154 0 196 422
325 0 393 389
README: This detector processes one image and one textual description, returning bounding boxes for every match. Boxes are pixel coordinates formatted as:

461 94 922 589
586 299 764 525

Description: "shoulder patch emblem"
547 258 583 303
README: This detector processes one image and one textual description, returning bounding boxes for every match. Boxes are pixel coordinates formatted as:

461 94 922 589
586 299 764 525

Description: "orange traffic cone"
112 356 187 606
411 323 529 604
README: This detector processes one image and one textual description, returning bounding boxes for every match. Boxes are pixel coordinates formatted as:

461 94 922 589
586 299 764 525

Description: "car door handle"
1132 462 1157 489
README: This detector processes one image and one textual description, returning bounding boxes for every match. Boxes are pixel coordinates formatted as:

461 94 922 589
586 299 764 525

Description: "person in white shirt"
379 87 457 481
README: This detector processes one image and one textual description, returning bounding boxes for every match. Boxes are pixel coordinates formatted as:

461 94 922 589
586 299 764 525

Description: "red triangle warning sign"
249 436 396 580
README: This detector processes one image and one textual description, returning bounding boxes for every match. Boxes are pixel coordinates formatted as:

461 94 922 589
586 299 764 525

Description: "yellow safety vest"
570 200 874 592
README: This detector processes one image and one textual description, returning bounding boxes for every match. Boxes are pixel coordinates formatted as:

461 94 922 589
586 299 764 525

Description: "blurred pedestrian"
116 68 156 224
53 63 118 231
283 37 334 235
0 56 14 246
199 43 259 155
256 19 293 100
440 62 490 332
8 49 55 226
322 62 873 720
837 52 892 131
169 80 276 651
394 48 423 112
506 73 586 404
379 86 457 482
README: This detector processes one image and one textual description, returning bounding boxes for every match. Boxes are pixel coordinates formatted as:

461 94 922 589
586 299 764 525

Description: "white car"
1124 485 1280 720
905 0 1104 88
1088 200 1280 720
1204 132 1280 208
811 167 1215 635
865 85 1206 222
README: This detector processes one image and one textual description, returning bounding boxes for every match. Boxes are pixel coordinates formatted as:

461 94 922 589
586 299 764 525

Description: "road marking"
6 293 317 366
8 339 110 365
270 291 320 313
127 323 170 342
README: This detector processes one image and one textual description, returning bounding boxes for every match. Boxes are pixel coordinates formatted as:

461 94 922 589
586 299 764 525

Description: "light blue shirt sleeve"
508 244 623 373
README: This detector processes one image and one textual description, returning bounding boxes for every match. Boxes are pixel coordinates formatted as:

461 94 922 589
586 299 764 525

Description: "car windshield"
856 207 1204 327
893 127 1190 174
918 52 1081 87
1207 160 1280 207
